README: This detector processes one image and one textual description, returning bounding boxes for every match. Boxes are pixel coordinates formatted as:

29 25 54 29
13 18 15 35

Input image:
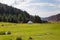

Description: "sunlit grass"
0 22 60 40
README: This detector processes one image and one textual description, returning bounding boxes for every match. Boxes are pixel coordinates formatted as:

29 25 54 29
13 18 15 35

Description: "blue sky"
0 0 60 17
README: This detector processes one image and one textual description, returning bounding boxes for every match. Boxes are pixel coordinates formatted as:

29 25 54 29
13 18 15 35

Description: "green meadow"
0 22 60 40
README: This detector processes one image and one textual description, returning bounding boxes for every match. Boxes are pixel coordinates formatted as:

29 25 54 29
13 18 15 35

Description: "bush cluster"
0 31 11 35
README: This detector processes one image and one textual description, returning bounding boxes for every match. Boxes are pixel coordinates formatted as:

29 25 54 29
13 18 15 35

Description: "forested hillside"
0 3 43 23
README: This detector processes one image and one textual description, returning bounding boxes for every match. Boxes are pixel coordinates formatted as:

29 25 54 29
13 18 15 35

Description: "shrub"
0 31 5 35
16 37 22 40
42 20 48 23
29 37 33 40
1 24 4 26
6 31 11 35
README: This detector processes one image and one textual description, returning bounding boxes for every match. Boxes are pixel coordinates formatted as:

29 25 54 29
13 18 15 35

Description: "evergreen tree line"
0 3 47 23
0 11 43 23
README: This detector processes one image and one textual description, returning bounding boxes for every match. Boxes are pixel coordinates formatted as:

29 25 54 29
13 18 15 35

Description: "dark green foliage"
34 15 42 23
29 37 33 40
0 3 45 23
16 37 22 40
1 24 4 26
0 31 5 35
6 31 11 35
42 20 48 23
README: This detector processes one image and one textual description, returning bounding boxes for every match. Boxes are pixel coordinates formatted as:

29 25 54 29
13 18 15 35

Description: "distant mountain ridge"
44 14 60 22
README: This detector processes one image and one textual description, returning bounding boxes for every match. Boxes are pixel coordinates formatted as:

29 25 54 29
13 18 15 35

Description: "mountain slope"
0 3 23 15
0 3 42 23
44 14 60 22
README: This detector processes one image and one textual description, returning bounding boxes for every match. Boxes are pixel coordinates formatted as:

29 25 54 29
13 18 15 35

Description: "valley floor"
0 22 60 40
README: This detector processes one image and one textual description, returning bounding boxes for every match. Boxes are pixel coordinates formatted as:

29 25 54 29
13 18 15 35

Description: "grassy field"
0 22 60 40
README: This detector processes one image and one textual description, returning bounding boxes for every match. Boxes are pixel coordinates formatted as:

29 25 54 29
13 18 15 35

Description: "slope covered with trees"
0 3 44 23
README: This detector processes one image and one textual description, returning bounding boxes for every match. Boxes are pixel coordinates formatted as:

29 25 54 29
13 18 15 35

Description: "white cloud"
14 2 56 7
25 8 60 17
24 0 32 2
0 0 15 5
13 2 57 10
27 3 56 7
0 0 60 17
0 0 58 8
